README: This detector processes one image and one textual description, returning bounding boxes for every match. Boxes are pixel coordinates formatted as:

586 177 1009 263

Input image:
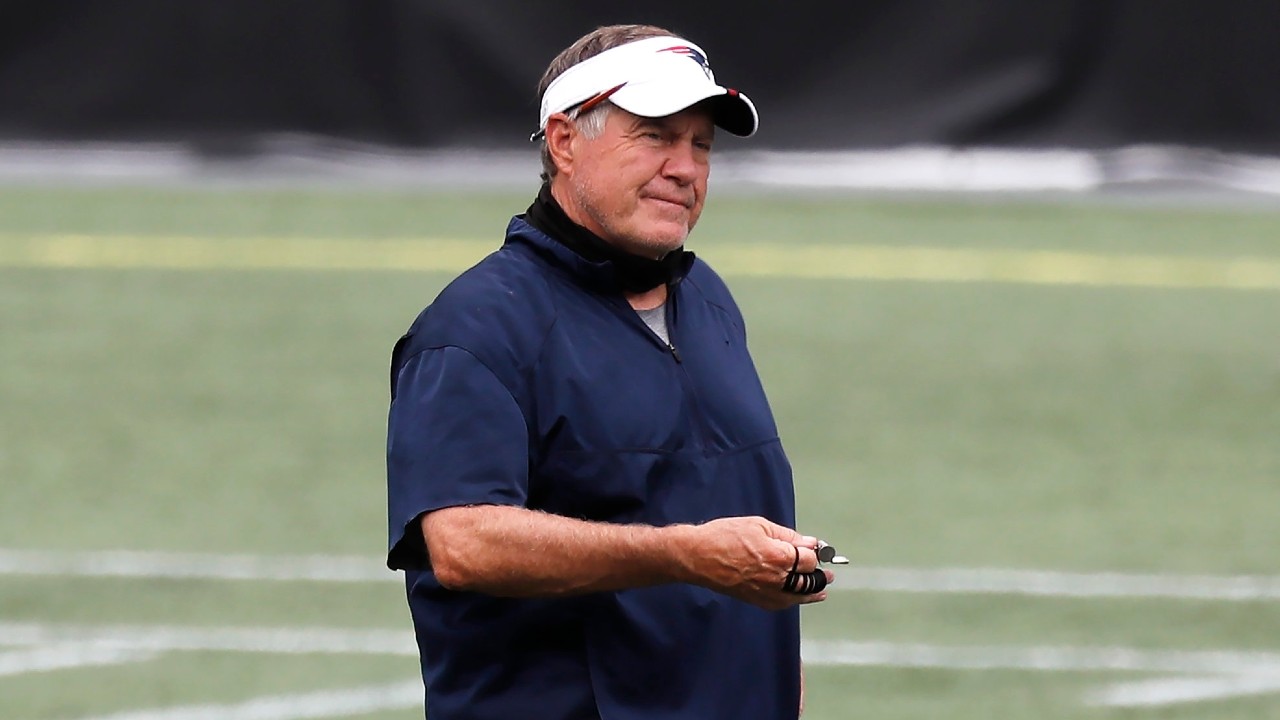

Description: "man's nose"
661 140 703 185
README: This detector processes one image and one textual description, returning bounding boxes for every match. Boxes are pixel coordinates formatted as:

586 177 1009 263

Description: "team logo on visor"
657 45 713 80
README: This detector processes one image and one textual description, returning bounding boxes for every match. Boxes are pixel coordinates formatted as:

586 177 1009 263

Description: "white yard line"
4 548 1279 602
15 621 1280 676
0 549 395 583
0 644 156 676
804 640 1280 708
68 680 423 720
4 622 1279 709
1088 674 1280 708
0 622 416 656
830 566 1280 602
801 640 1280 676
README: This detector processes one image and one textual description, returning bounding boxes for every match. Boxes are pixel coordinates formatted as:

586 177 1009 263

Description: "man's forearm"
422 505 697 596
422 504 832 610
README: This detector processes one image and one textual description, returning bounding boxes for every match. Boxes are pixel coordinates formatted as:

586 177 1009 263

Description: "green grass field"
2 186 1279 719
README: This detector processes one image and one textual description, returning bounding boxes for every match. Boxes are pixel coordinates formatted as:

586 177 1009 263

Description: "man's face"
558 105 715 258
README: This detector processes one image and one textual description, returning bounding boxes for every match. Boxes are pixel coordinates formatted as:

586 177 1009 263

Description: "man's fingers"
778 566 834 599
792 571 834 605
759 519 818 549
761 522 801 544
793 545 819 573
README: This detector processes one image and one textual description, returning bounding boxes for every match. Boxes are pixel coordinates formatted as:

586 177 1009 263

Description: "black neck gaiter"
524 183 693 294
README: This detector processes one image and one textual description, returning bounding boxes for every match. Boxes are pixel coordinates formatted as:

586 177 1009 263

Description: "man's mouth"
643 194 693 209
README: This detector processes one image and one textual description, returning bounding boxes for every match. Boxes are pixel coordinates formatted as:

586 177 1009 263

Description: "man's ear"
544 113 576 177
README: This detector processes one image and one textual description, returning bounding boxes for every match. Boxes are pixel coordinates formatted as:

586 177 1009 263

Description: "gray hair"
536 24 677 182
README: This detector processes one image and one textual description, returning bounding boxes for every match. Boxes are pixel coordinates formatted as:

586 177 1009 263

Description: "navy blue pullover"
387 216 800 719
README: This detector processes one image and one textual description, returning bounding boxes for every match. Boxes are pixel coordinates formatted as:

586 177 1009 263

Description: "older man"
387 24 832 720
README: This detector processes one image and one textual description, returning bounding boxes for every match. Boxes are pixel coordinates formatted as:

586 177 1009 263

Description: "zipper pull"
668 343 682 363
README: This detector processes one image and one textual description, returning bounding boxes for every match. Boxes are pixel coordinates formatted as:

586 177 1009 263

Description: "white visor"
536 36 758 140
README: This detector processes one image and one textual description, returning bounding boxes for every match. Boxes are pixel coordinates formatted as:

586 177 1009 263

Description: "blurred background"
5 0 1280 189
2 2 1279 719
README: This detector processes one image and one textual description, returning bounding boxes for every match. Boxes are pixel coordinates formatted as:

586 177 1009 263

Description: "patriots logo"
657 45 713 80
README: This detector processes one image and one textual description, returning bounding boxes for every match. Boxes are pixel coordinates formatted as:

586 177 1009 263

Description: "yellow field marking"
3 234 1280 291
715 244 1280 290
0 235 488 274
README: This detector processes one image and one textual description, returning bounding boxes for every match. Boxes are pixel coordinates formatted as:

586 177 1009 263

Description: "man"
386 24 833 720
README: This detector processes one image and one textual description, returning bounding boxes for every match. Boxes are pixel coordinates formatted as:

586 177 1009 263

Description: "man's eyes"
637 129 713 151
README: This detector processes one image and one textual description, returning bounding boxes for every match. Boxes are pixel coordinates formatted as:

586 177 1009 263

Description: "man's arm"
422 505 831 610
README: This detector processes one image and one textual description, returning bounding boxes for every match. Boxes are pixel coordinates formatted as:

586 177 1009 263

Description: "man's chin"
641 215 691 246
640 227 689 256
608 216 689 257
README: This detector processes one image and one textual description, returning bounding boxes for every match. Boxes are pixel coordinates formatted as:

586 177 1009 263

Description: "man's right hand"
673 516 833 610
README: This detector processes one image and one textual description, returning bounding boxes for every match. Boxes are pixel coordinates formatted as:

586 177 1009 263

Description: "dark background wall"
2 0 1278 153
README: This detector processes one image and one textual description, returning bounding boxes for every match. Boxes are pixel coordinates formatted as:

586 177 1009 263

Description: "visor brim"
610 82 758 138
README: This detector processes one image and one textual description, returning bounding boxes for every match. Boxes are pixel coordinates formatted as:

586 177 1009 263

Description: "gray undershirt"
635 303 669 345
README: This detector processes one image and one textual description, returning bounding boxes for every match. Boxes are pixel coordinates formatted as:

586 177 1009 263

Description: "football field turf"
2 187 1279 719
